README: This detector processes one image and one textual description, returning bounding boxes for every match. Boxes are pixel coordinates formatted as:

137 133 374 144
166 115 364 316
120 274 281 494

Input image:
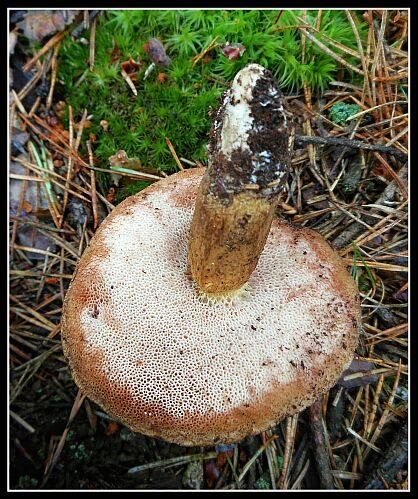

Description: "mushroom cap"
61 168 360 446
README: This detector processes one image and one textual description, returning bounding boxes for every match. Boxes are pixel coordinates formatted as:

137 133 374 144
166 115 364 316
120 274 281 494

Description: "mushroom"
61 64 360 446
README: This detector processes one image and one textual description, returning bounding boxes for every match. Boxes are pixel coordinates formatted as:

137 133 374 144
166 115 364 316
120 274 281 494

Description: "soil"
10 361 203 489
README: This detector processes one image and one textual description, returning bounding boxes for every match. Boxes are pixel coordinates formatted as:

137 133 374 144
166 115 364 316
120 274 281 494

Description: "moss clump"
254 475 271 489
16 475 38 489
68 442 93 463
56 10 367 198
329 102 361 125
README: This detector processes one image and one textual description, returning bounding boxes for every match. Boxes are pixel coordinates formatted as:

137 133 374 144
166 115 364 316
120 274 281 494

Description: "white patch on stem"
220 64 265 159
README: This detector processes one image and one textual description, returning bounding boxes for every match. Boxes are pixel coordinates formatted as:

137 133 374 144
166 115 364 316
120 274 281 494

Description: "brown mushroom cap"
61 168 360 446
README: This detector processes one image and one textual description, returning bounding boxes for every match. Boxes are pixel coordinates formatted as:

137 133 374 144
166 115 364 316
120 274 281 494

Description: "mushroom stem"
189 177 278 295
188 64 293 295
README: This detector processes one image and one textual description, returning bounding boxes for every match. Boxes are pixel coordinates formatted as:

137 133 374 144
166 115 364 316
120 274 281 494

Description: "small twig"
28 142 61 227
308 399 335 489
89 16 97 71
20 113 90 169
237 434 278 485
35 249 50 303
23 29 69 73
59 247 65 304
345 10 372 106
28 96 41 117
338 201 407 257
331 470 362 480
373 152 408 199
11 245 75 265
384 126 408 148
86 140 99 229
364 420 408 489
73 109 89 152
373 72 408 82
60 105 74 227
84 9 89 30
71 10 100 38
107 165 162 181
291 458 310 489
370 11 388 110
192 36 219 67
179 157 197 167
41 389 86 487
279 415 298 489
333 165 408 251
121 68 137 96
294 134 407 160
84 399 97 433
12 156 92 203
61 108 88 226
46 42 61 110
143 62 155 80
165 137 184 171
10 344 62 403
346 427 383 455
297 25 364 76
14 437 37 466
78 218 87 256
11 89 27 115
264 430 278 489
363 361 403 461
127 451 217 475
226 452 241 489
9 215 76 235
10 410 36 434
17 63 43 101
78 171 115 212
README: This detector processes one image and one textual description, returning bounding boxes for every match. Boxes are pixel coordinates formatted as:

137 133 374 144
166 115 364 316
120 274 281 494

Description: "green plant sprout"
350 242 376 292
329 102 361 125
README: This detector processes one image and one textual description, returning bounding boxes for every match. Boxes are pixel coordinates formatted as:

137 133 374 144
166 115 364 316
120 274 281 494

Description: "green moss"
17 475 38 489
351 242 376 293
254 474 271 489
329 102 361 125
68 442 92 463
56 10 367 200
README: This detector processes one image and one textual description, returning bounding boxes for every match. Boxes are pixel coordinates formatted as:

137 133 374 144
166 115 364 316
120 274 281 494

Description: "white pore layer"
78 174 354 421
220 63 265 159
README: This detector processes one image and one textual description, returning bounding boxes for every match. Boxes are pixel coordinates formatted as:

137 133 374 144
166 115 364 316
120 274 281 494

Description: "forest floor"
9 9 408 490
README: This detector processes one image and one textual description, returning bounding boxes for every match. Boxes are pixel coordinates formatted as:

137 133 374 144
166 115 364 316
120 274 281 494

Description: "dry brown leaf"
220 42 246 60
109 38 122 64
105 421 119 436
338 359 378 389
21 200 32 214
45 277 59 285
17 10 80 42
121 58 141 82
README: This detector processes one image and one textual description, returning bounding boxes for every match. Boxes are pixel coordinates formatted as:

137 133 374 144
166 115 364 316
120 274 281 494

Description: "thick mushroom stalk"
188 64 293 295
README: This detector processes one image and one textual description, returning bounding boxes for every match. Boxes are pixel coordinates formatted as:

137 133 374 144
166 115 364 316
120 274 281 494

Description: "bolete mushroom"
62 64 360 446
